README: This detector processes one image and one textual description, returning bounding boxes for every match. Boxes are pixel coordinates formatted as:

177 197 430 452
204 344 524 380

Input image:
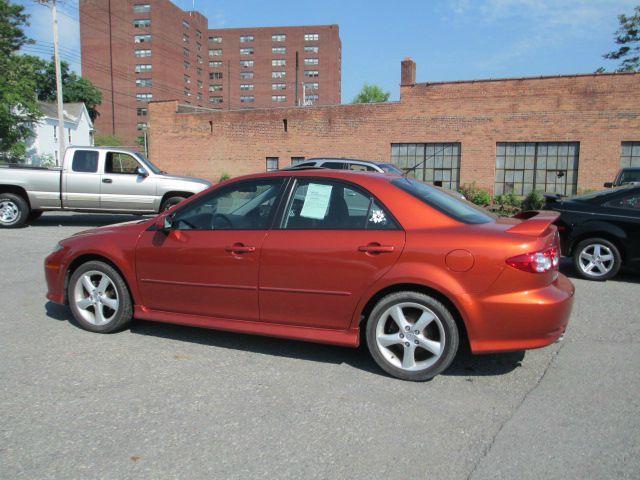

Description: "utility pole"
38 0 66 165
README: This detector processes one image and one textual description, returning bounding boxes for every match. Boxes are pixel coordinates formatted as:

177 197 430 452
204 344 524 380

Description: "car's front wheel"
573 238 621 281
68 261 133 333
366 291 459 381
0 193 29 228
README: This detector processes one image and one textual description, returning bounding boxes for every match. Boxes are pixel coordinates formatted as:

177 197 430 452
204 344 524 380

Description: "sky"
17 0 638 102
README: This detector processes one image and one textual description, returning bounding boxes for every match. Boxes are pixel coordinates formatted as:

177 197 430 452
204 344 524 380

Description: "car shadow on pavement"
45 301 525 379
559 257 640 284
28 214 151 228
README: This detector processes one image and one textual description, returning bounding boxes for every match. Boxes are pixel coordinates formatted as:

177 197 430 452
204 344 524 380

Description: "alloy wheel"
578 243 615 278
72 270 120 326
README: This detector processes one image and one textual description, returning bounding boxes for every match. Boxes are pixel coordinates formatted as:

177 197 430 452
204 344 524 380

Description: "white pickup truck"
0 147 212 228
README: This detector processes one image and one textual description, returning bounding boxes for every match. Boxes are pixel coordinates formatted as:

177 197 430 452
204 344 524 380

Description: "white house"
26 102 94 165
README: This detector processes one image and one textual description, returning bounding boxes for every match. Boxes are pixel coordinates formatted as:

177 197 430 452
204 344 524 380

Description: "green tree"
0 0 40 160
602 5 640 72
94 134 123 146
26 56 102 121
351 83 391 104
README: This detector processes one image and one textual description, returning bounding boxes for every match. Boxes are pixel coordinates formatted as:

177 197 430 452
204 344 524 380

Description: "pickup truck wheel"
68 261 133 333
0 193 28 228
161 196 186 212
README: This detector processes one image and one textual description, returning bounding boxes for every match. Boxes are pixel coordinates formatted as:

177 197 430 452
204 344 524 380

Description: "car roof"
306 157 387 166
221 167 400 187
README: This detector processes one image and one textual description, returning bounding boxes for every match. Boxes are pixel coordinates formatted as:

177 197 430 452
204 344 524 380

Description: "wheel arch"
159 191 194 211
0 185 31 208
568 228 626 260
65 254 138 305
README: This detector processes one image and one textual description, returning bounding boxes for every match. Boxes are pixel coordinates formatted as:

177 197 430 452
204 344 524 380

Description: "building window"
182 20 190 29
272 47 286 54
209 48 222 57
291 157 305 166
184 74 191 84
133 4 151 13
266 157 279 171
209 36 223 43
303 82 319 90
136 78 152 87
183 34 190 44
304 70 319 77
183 61 190 70
304 33 319 41
134 34 151 43
240 71 254 79
621 142 640 167
272 83 286 90
304 45 319 53
209 72 223 80
133 19 151 28
197 93 203 101
209 84 223 92
209 60 222 68
240 84 255 91
240 47 254 55
183 48 190 57
135 49 151 58
240 60 254 68
392 143 461 190
272 95 286 102
197 80 203 89
196 55 203 65
240 95 255 103
136 93 153 102
272 34 286 42
137 122 147 131
305 94 319 103
208 96 223 104
272 59 286 67
240 35 255 43
195 29 202 39
135 64 152 73
197 67 203 75
272 71 286 78
137 107 147 116
304 58 319 65
494 142 579 196
184 89 191 97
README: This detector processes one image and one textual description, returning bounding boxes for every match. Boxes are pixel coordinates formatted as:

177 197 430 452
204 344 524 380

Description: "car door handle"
102 178 113 184
225 244 256 254
358 244 395 254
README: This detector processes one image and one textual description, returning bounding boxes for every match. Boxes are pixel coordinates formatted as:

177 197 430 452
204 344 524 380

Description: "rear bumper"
458 273 575 354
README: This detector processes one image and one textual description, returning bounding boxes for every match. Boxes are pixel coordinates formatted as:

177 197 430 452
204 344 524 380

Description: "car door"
259 178 405 330
62 149 101 209
603 190 640 268
100 151 157 212
135 178 286 321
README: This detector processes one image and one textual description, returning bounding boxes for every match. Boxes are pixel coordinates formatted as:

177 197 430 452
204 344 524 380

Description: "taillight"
506 246 560 273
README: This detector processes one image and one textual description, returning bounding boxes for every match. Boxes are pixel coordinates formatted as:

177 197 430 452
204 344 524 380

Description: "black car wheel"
573 238 621 281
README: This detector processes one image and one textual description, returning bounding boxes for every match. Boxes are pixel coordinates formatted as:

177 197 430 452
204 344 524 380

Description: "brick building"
79 0 341 144
147 58 640 196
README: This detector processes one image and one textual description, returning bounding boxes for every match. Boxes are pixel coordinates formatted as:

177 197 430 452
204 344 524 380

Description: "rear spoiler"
508 210 560 236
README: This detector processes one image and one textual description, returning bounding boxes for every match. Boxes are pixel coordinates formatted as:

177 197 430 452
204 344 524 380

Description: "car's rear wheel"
366 291 459 381
68 261 133 333
0 193 29 228
573 238 621 281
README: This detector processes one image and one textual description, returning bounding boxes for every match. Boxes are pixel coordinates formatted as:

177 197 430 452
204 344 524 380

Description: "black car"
544 186 640 280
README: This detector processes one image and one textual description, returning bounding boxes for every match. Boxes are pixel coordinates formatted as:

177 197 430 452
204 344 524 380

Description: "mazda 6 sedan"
45 170 574 381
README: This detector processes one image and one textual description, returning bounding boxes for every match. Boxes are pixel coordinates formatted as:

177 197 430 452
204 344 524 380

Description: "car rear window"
392 178 493 224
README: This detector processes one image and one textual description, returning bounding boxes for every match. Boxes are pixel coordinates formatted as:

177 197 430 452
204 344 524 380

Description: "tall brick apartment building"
79 0 341 143
148 58 640 195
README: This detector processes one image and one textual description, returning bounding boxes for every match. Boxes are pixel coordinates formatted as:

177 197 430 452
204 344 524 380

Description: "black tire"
0 193 29 228
161 196 186 212
68 261 133 333
28 210 43 222
572 237 621 281
365 291 459 381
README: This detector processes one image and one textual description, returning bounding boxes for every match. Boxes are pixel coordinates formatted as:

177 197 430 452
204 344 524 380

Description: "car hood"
154 174 212 188
69 218 153 239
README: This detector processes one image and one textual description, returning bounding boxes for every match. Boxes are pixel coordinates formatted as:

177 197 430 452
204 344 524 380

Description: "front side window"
172 179 285 231
71 150 98 173
283 179 398 230
105 152 140 174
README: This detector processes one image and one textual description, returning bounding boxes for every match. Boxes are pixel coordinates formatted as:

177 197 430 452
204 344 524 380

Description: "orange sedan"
45 170 574 381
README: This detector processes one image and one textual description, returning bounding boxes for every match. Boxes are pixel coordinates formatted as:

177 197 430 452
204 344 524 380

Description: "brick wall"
148 68 640 193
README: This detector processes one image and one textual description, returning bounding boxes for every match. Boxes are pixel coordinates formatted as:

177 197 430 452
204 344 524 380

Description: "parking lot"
1 212 638 479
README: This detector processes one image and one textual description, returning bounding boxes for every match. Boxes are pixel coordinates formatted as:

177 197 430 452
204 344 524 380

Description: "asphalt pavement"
0 212 638 479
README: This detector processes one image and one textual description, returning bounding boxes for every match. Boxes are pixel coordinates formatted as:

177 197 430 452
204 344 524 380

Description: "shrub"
521 190 545 211
219 172 231 182
459 182 492 206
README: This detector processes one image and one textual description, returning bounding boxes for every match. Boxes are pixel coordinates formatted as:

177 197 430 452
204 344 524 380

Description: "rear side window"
72 150 98 173
348 163 377 172
321 162 346 170
392 178 493 224
605 192 640 210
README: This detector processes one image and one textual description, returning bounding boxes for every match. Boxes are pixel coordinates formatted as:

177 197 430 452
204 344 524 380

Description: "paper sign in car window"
300 183 332 219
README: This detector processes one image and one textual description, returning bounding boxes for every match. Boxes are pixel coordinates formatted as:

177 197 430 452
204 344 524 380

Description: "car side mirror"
137 166 148 177
155 214 173 231
603 182 613 188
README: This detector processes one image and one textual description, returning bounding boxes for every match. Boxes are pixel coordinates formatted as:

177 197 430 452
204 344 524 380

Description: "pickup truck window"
72 151 99 173
105 152 140 174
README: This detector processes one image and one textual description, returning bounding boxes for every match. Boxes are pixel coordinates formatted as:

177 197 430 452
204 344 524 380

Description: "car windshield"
619 170 640 184
377 163 403 175
135 153 163 174
392 178 493 224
